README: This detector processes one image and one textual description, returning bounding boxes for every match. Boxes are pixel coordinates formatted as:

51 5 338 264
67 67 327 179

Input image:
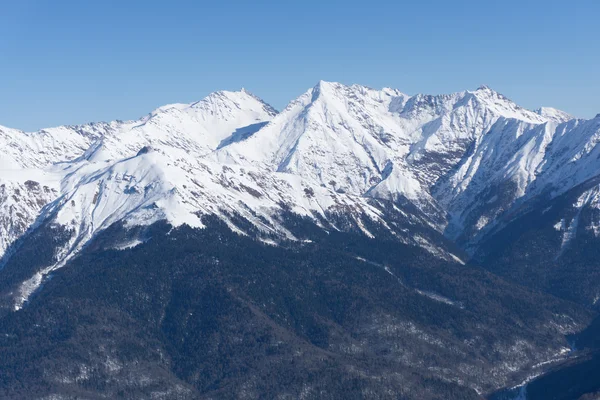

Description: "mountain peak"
314 79 340 88
464 85 548 124
472 85 504 98
147 88 258 117
311 80 343 96
472 84 504 98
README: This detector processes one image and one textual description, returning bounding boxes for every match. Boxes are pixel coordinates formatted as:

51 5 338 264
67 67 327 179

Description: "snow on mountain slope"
0 123 109 169
459 116 600 246
92 89 277 162
0 89 276 169
406 86 546 185
557 183 600 252
214 81 456 225
525 117 600 198
387 87 586 243
2 80 598 294
534 107 574 124
0 170 61 258
12 146 459 310
431 118 556 240
0 89 278 269
215 82 572 238
216 83 551 197
216 81 413 194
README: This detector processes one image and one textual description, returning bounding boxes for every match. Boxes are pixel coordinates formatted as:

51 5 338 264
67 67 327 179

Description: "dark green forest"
0 214 592 399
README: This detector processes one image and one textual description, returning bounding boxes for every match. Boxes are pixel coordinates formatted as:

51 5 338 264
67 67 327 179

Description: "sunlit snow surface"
2 82 600 310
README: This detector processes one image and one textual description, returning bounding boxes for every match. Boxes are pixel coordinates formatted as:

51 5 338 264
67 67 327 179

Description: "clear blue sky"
1 0 599 131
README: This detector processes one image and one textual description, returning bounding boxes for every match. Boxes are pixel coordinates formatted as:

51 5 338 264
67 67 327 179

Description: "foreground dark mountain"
2 82 600 399
0 217 591 399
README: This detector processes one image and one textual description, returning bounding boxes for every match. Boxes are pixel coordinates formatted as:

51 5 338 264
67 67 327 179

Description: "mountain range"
1 82 600 399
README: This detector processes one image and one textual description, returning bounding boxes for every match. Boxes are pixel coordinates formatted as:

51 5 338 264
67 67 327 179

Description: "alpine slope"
2 81 600 310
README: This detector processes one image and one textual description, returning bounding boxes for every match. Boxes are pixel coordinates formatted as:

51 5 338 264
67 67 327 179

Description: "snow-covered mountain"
213 82 595 247
0 171 59 259
0 123 106 169
4 81 600 400
2 81 600 310
0 89 274 247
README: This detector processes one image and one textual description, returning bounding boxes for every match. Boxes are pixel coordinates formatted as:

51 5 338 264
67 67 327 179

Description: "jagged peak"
464 86 547 123
471 85 513 102
313 80 342 90
470 85 506 100
197 88 262 105
475 84 494 92
382 87 407 97
400 91 464 117
310 80 344 100
143 88 277 123
198 88 278 116
312 80 404 95
308 81 410 112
